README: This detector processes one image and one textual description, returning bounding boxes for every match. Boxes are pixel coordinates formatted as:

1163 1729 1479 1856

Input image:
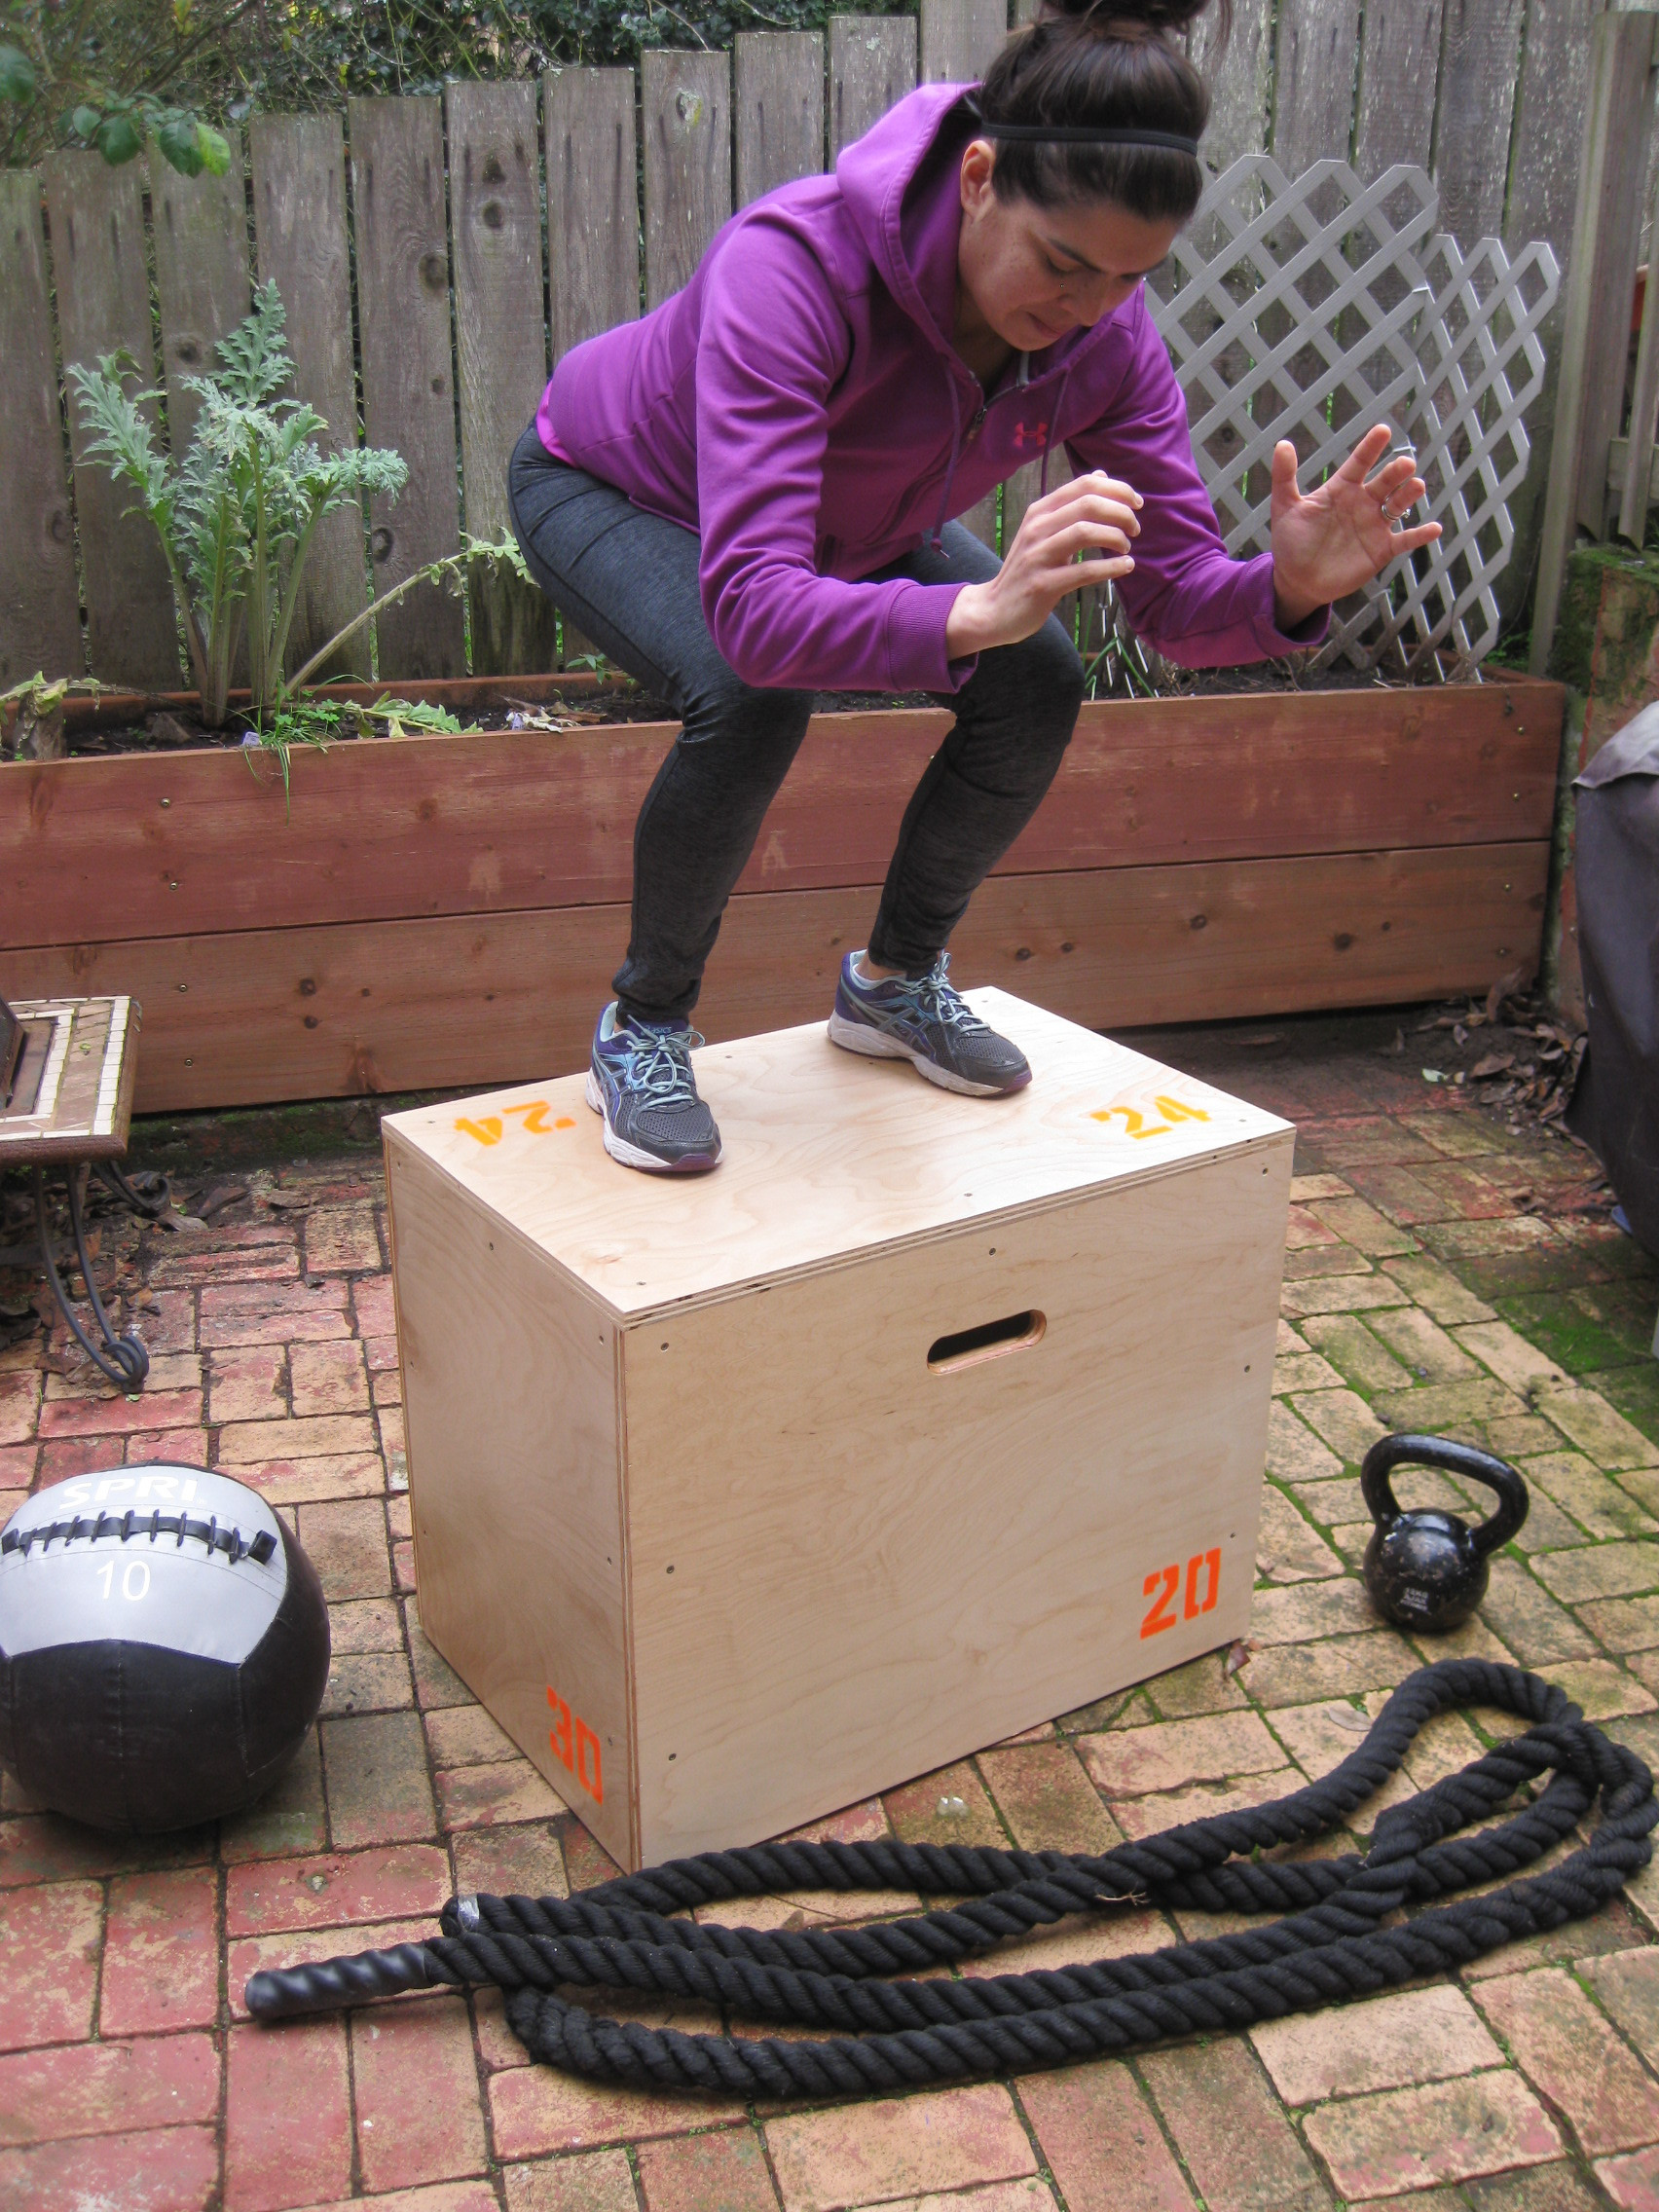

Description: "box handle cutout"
927 1309 1047 1376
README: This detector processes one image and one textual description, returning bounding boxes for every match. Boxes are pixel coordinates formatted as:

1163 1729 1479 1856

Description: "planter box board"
383 990 1292 1867
0 680 1565 1112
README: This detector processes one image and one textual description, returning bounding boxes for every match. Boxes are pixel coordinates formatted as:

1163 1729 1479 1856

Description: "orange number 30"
547 1686 604 1804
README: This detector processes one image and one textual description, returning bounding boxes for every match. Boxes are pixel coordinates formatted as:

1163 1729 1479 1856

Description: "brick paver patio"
1 1008 1657 2212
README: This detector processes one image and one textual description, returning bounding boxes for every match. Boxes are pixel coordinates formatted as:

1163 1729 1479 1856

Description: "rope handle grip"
244 1941 450 2019
1360 1432 1530 1556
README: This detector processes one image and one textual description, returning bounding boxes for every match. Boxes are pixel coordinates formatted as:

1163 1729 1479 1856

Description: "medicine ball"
0 1464 330 1832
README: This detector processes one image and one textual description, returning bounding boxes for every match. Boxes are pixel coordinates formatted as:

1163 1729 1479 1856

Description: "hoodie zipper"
928 353 1029 549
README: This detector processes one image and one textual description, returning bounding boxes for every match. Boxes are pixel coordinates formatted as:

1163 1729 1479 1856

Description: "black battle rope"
245 1659 1655 2097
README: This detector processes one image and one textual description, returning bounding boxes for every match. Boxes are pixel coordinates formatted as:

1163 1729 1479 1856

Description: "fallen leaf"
1223 1639 1255 1677
1469 1053 1515 1080
198 1181 248 1222
1485 963 1528 1021
260 1191 313 1212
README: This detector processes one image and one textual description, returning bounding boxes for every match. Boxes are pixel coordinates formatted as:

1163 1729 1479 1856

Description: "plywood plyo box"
383 990 1292 1871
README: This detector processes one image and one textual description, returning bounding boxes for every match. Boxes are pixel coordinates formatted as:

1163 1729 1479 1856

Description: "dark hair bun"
1043 0 1222 32
977 0 1225 221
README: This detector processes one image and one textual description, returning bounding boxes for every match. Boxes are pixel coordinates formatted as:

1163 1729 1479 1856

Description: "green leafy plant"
0 674 108 762
0 1 238 173
250 691 466 795
66 90 231 173
70 281 529 761
70 283 409 729
6 0 917 170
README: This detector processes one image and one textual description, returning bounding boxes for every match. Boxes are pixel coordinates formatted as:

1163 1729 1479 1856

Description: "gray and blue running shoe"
585 1004 722 1173
827 951 1031 1096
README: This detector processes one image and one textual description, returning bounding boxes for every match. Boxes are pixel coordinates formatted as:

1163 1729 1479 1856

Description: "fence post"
830 16 918 157
1530 9 1659 676
446 80 555 678
349 95 466 682
734 30 825 203
642 51 732 315
918 0 1009 84
1433 0 1527 246
150 136 251 458
1272 0 1363 179
1618 155 1659 544
0 171 81 686
39 150 180 690
247 114 371 680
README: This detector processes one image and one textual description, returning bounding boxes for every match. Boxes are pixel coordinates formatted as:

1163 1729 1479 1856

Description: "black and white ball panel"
0 1466 287 1662
0 1465 330 1832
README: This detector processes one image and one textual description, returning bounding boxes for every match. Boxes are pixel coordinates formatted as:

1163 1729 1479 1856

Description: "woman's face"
956 138 1185 351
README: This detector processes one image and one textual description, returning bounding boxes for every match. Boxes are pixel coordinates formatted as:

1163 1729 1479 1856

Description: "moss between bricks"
129 1088 471 1171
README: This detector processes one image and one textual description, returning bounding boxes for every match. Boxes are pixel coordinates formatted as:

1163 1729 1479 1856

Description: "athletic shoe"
585 1004 722 1173
827 951 1032 1096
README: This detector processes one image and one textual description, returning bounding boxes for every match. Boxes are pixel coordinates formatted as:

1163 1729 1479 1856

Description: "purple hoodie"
538 83 1323 693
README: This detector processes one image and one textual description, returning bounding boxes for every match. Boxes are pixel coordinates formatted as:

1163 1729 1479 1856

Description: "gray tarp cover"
1567 703 1659 1258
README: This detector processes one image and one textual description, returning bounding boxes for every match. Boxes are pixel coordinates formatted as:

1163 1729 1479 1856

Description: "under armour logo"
1012 420 1050 450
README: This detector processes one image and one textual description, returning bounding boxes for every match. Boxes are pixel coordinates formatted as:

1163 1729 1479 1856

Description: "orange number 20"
1140 1547 1222 1639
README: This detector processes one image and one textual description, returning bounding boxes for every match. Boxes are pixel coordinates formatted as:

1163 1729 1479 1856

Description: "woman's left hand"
1269 423 1442 632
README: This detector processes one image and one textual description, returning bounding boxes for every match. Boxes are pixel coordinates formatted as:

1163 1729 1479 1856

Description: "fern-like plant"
68 283 413 730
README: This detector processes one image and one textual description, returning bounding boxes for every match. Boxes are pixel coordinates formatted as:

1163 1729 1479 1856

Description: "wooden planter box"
0 676 1565 1115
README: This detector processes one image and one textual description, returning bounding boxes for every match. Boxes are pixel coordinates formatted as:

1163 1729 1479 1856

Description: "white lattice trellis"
1363 231 1562 678
1089 156 1559 686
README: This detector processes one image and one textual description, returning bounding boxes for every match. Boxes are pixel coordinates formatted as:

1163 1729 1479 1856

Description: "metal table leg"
32 1162 155 1389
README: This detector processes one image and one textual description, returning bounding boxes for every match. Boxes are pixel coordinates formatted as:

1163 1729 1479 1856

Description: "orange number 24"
1092 1096 1213 1139
456 1102 575 1146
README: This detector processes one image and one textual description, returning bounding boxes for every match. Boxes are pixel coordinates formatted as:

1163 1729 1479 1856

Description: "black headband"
977 120 1200 154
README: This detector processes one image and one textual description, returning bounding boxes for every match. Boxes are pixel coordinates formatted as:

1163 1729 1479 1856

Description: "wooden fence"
0 0 1631 692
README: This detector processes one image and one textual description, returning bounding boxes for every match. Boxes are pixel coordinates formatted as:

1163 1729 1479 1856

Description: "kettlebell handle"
1360 1432 1530 1557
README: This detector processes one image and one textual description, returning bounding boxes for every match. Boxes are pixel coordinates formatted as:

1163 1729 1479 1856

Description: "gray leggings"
507 424 1086 1023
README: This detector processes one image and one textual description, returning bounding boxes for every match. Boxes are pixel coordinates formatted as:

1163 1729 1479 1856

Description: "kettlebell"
1360 1432 1530 1632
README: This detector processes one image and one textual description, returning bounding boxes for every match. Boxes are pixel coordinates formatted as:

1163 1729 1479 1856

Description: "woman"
509 0 1439 1174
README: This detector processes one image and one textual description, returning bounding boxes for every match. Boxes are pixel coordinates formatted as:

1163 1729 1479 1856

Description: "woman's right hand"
944 471 1142 658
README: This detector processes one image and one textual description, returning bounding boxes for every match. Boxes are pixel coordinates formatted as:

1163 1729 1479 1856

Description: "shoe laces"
619 1020 704 1106
883 952 987 1032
